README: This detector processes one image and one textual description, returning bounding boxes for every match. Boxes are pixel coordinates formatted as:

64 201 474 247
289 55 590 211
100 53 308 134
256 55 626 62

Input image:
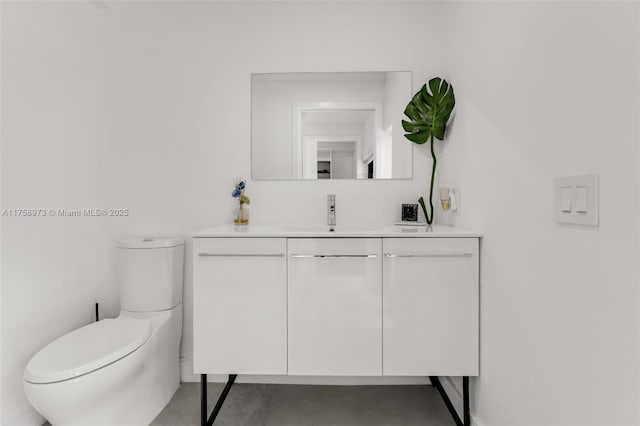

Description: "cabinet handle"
384 253 473 258
290 254 378 258
199 253 285 257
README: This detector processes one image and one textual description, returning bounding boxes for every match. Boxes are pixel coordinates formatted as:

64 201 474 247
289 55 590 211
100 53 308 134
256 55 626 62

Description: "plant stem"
427 135 436 225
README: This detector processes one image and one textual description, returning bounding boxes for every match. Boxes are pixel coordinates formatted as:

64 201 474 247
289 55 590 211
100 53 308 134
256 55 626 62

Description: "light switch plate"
554 175 599 226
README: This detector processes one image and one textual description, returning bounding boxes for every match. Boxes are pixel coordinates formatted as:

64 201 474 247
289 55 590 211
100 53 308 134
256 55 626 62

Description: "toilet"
23 237 184 426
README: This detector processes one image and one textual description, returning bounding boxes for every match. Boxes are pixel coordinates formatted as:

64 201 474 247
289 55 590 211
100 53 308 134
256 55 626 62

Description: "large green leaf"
402 77 455 143
403 77 456 225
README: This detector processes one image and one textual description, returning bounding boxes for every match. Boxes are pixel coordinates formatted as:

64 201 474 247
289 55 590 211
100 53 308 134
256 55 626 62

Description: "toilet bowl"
24 237 184 426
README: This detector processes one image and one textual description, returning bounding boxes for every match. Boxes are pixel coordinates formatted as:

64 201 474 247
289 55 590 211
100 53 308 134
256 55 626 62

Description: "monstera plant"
402 77 455 225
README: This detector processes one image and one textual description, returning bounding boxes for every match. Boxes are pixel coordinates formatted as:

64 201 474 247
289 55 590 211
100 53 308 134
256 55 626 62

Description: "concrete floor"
151 383 456 426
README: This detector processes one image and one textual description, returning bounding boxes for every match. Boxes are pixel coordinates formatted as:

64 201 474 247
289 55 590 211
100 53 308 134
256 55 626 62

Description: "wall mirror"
252 72 413 180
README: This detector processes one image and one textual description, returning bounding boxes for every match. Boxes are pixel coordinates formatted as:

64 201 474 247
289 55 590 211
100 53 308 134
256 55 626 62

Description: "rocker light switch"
574 186 588 213
560 187 572 212
555 175 599 226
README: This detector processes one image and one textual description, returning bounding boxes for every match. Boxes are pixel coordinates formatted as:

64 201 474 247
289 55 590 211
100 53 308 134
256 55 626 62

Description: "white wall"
1 3 112 425
436 2 640 425
1 2 4 423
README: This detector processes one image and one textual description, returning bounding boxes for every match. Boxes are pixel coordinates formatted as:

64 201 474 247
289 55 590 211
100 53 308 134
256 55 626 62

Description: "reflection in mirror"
252 72 413 180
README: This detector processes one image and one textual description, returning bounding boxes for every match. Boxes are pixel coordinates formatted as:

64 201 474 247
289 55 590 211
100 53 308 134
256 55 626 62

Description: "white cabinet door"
288 238 382 376
193 238 287 374
383 238 479 376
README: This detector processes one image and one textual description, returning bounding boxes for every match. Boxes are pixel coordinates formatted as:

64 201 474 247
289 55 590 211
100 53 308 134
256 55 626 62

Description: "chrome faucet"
327 194 336 231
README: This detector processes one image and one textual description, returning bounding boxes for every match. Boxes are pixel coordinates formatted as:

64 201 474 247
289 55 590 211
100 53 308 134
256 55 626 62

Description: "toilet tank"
117 237 184 312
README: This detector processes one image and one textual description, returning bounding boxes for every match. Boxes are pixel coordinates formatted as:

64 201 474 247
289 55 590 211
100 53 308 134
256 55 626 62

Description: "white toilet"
23 237 184 426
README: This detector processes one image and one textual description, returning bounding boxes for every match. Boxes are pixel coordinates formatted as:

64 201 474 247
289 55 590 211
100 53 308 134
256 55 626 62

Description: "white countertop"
192 223 481 238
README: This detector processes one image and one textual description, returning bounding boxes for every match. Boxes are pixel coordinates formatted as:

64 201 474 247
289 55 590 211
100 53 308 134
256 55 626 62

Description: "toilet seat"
24 317 152 384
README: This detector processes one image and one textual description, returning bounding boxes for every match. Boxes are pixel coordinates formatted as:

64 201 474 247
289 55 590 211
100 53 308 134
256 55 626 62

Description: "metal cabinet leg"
429 376 470 426
463 376 470 426
200 374 237 426
201 374 207 426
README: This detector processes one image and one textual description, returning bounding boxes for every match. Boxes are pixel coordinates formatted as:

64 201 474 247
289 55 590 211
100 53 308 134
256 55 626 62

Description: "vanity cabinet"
287 238 382 375
382 238 479 376
193 238 287 374
192 226 480 379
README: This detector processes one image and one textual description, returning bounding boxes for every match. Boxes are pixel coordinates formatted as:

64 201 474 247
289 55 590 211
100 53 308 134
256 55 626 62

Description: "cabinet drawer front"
288 238 382 376
383 237 477 258
383 238 479 376
288 238 381 258
194 237 286 257
193 238 286 374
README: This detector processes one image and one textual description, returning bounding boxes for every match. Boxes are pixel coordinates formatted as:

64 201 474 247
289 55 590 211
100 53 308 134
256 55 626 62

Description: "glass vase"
233 204 250 225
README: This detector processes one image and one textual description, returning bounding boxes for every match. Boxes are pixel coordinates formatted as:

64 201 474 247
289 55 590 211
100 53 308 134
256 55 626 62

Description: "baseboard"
473 416 486 426
440 376 484 426
180 358 429 386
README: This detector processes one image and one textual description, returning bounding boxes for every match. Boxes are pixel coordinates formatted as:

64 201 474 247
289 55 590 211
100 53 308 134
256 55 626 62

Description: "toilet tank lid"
117 237 184 249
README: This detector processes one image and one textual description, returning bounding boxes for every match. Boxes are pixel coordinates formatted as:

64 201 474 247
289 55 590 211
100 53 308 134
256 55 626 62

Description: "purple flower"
232 189 241 198
238 181 245 190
